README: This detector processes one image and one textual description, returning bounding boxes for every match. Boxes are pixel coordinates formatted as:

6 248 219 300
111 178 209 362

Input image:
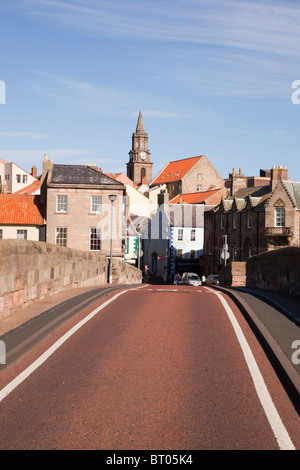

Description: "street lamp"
109 194 117 284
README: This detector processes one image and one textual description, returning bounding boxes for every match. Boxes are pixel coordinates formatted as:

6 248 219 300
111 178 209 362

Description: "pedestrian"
142 264 151 283
201 274 206 285
174 272 181 285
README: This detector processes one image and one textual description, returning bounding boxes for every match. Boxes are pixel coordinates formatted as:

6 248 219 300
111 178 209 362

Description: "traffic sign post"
221 235 230 265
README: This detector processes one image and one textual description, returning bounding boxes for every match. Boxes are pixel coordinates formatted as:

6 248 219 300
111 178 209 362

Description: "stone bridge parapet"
0 239 141 320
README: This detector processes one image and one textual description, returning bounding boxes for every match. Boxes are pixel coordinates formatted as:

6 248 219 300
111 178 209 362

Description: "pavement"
213 285 300 410
1 282 300 409
0 284 131 338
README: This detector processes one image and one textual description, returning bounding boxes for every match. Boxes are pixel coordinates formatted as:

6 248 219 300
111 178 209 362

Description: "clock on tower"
126 111 153 185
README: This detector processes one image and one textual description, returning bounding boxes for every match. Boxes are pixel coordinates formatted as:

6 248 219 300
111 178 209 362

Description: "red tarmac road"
0 284 299 450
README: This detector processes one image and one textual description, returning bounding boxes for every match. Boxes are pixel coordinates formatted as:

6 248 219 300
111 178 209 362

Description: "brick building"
265 177 300 249
41 155 125 256
203 166 300 275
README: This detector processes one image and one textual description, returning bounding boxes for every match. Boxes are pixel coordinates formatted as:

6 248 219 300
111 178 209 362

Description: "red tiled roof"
14 180 41 195
0 195 44 225
170 188 221 204
151 156 203 185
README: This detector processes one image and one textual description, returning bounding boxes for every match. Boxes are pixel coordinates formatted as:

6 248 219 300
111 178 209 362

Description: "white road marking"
0 288 131 403
206 287 295 451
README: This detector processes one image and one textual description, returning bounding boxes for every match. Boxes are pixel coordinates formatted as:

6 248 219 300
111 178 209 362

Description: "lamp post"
109 194 117 284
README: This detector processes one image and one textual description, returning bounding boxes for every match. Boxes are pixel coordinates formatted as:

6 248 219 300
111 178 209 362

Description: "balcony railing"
265 227 293 237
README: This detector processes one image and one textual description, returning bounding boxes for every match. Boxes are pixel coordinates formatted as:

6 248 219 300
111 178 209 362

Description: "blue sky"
0 0 300 181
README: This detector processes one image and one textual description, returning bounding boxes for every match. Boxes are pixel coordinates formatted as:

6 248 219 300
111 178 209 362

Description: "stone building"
41 155 125 256
150 154 224 200
203 166 300 275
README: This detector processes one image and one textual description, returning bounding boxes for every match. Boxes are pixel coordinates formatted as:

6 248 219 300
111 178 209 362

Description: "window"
197 173 203 180
91 195 102 213
275 207 285 227
16 174 21 183
220 213 224 229
141 168 146 181
233 213 237 229
0 229 2 239
247 211 251 229
190 229 196 241
55 227 67 247
17 229 27 240
23 175 28 184
178 228 183 241
197 185 202 191
56 195 68 213
90 227 101 251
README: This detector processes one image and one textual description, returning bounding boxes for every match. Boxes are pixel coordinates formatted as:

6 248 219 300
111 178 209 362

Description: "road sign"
221 249 230 260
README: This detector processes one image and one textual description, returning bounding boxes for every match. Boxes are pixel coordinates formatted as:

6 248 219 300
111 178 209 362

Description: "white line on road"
0 288 133 404
206 287 295 450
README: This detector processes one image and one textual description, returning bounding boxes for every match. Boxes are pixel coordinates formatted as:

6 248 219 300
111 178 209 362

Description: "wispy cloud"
0 148 92 164
9 0 300 103
0 131 51 139
271 129 288 136
131 110 183 119
11 0 300 58
31 71 185 118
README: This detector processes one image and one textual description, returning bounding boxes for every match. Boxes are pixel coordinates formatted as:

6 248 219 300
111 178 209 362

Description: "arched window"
141 167 146 181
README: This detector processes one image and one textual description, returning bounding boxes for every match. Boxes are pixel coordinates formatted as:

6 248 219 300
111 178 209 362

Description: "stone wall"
111 258 142 285
0 239 141 320
219 261 246 287
246 247 300 298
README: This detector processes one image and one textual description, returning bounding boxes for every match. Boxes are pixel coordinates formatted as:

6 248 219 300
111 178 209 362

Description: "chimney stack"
271 165 288 190
31 165 37 178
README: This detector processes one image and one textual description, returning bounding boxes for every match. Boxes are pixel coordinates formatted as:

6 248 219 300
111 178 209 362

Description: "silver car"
181 272 202 286
206 274 220 285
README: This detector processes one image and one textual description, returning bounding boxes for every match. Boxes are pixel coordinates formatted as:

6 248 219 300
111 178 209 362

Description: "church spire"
136 110 144 134
127 110 153 185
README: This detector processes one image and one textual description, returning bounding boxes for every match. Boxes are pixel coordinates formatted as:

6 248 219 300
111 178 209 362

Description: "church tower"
127 111 153 185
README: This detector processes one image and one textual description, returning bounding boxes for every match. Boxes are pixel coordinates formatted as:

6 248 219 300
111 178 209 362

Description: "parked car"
181 272 202 286
206 274 220 285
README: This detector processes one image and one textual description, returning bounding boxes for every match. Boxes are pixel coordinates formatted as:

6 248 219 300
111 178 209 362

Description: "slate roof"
229 185 271 200
0 195 44 225
282 181 300 209
50 165 124 186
